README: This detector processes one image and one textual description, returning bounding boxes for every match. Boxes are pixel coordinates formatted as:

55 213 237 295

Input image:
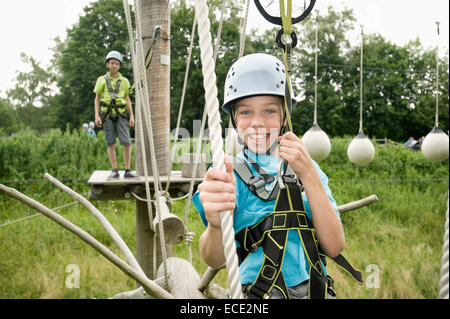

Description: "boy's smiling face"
234 95 284 154
106 59 121 75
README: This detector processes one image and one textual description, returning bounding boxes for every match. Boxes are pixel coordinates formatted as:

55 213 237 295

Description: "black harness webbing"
104 74 121 104
233 157 363 299
232 156 292 201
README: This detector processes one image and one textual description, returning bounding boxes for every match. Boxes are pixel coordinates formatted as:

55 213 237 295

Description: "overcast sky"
0 0 448 97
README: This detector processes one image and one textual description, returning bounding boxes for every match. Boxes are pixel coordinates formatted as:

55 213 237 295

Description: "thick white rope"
438 193 449 299
123 0 154 224
194 0 243 299
181 0 227 264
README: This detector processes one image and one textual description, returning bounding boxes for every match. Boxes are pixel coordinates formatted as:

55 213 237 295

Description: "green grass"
0 133 448 299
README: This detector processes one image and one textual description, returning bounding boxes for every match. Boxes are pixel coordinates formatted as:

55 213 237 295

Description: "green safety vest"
100 74 128 120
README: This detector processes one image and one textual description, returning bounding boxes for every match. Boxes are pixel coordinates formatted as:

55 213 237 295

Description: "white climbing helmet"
222 53 296 115
106 50 123 64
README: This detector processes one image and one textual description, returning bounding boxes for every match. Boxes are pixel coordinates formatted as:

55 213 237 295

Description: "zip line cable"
0 159 447 185
0 201 79 229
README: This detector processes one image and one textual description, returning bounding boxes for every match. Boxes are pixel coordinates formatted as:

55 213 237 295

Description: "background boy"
94 50 136 178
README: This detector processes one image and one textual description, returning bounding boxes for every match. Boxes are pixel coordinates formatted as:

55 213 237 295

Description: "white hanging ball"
347 131 375 165
225 128 243 156
421 127 449 162
302 125 331 161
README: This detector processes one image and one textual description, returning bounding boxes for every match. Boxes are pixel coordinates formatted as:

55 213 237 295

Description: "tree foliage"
53 0 133 130
169 0 245 133
5 53 58 133
290 6 449 141
1 0 448 143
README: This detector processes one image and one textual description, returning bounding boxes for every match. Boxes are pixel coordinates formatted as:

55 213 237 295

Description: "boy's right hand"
198 156 236 229
95 114 102 128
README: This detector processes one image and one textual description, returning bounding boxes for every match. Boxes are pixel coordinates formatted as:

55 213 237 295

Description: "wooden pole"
0 183 173 299
135 0 171 279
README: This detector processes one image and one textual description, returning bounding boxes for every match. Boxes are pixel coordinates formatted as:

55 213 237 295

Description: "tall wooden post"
135 0 171 279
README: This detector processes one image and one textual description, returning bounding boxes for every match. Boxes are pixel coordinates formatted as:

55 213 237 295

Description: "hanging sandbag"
421 22 449 162
302 124 331 162
421 127 449 162
347 25 375 166
302 14 331 162
347 131 375 166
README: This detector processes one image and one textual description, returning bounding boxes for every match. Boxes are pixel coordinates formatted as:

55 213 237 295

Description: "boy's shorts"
242 280 337 299
103 116 131 146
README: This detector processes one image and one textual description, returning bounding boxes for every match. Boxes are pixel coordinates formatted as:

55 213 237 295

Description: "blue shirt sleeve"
192 191 208 227
192 168 243 228
302 160 340 221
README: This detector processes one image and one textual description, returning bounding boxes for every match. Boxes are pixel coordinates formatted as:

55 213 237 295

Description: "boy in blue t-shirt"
193 53 344 299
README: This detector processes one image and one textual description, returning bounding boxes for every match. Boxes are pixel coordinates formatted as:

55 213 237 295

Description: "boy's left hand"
128 116 135 128
278 131 314 179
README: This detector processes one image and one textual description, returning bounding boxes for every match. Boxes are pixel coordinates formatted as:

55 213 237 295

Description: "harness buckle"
244 228 259 253
248 176 266 193
312 260 324 277
277 160 287 189
282 174 297 185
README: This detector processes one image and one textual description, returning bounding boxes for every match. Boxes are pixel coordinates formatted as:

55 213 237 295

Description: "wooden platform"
88 170 204 185
87 170 204 201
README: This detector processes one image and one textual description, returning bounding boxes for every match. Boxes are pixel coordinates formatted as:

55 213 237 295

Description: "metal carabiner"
276 28 298 50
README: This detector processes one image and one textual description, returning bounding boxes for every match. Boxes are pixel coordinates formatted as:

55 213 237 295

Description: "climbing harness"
233 158 363 298
232 154 281 201
100 74 129 123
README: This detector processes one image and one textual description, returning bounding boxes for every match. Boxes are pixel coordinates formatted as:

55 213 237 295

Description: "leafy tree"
287 5 448 141
342 35 449 141
0 98 17 136
169 0 245 134
54 0 133 130
5 53 58 133
4 0 447 143
404 40 449 139
290 6 356 137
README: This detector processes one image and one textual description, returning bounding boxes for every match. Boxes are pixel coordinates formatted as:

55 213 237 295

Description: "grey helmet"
106 50 123 64
222 53 296 115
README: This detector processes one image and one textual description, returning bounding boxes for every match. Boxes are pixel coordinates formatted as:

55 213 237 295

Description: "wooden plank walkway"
87 170 203 186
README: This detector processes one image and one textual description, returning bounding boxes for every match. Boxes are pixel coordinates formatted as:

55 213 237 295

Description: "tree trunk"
135 0 171 279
